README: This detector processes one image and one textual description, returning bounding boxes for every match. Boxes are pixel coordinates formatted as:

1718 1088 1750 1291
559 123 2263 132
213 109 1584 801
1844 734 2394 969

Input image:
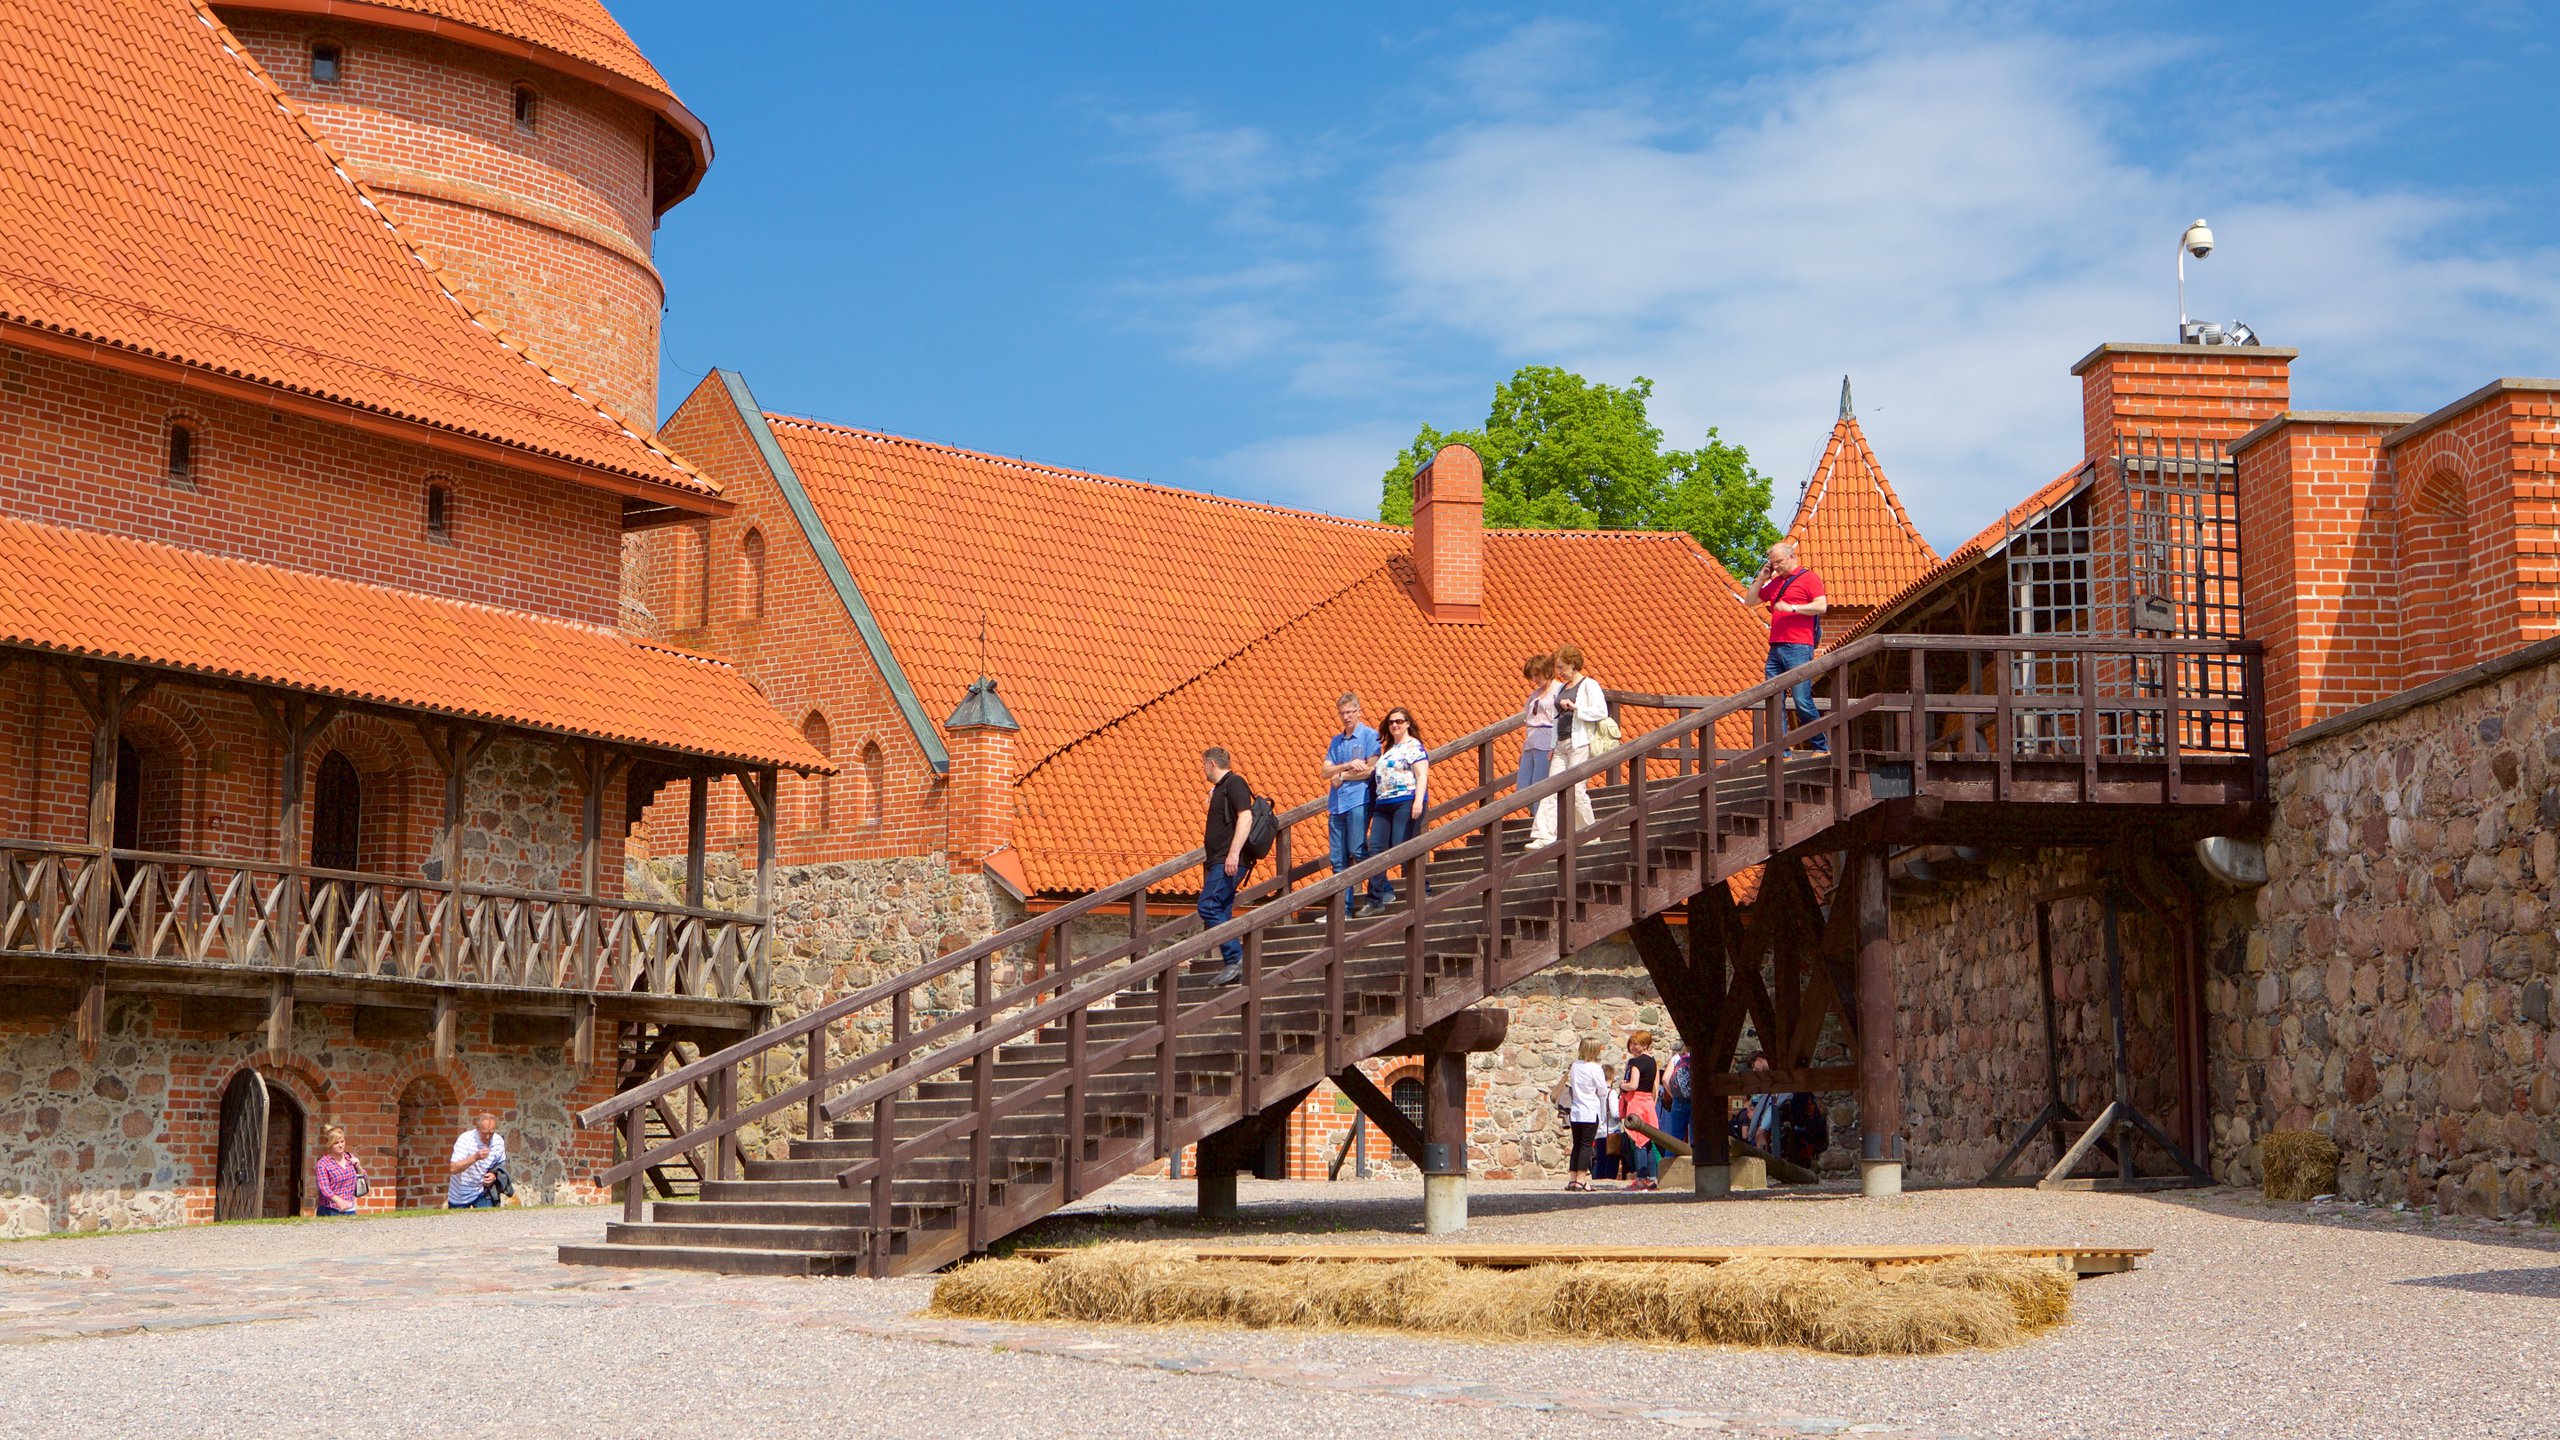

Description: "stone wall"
1885 852 2188 1185
0 990 618 1237
630 852 1021 1156
2215 644 2559 1215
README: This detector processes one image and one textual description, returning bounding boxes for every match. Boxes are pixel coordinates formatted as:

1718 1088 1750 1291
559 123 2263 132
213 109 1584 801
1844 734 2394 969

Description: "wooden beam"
267 974 295 1059
1853 845 1902 1169
1421 1046 1468 1176
1698 1064 1858 1097
684 772 709 909
75 961 105 1061
1331 1067 1428 1167
432 988 458 1061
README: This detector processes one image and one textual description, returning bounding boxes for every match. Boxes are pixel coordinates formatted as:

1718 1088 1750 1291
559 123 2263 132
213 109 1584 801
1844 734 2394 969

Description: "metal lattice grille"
2008 490 2095 754
2105 435 2247 755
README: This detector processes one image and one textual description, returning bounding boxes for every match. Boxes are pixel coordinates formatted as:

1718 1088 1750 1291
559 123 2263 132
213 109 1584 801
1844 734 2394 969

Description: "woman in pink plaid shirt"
315 1125 366 1216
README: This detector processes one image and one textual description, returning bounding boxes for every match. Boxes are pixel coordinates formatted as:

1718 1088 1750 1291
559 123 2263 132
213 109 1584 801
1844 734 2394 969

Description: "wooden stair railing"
565 634 2263 1277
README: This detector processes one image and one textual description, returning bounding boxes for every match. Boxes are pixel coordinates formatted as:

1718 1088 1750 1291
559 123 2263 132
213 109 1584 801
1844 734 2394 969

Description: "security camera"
2182 219 2214 260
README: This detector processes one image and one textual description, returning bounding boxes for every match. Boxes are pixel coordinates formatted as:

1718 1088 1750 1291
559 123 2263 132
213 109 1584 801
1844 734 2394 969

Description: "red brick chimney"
2071 342 2296 464
943 676 1019 871
1410 444 1484 623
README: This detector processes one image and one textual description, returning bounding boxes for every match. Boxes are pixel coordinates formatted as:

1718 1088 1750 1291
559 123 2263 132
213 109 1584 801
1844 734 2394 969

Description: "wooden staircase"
562 634 2263 1277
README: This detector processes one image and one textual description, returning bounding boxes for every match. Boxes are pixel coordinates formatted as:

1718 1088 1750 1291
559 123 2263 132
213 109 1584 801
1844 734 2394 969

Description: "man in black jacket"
1200 748 1256 984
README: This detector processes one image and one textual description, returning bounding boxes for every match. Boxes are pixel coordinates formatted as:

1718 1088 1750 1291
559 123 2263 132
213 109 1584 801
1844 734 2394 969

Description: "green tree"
1378 365 1780 579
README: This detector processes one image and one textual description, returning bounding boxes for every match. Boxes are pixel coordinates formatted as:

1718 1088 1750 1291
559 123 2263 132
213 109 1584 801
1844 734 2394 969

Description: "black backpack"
1240 794 1277 863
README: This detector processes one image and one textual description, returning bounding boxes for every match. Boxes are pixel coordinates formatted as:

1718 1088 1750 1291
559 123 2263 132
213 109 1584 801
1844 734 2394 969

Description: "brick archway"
396 1072 467 1210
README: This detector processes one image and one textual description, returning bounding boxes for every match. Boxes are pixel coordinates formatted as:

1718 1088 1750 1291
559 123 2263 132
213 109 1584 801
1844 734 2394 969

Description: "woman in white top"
1563 1036 1612 1191
1361 707 1431 913
1530 645 1606 849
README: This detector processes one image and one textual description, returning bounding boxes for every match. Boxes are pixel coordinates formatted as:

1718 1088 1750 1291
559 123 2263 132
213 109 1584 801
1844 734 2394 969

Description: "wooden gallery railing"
0 844 764 1002
578 635 2261 1263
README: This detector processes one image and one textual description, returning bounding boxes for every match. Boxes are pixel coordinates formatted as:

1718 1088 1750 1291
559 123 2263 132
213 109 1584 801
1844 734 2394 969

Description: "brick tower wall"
220 14 668 425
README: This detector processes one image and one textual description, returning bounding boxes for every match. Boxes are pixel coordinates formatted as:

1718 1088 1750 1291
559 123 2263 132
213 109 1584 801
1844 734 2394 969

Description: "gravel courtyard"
3 1178 2554 1439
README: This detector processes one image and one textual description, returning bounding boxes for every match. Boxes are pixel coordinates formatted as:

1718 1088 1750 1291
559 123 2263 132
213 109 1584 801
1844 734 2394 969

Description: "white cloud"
1199 421 1415 519
1161 12 2560 550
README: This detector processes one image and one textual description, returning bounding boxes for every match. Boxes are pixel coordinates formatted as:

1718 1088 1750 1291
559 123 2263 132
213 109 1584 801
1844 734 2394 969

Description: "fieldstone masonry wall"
2214 647 2560 1215
1883 853 2186 1185
0 991 616 1237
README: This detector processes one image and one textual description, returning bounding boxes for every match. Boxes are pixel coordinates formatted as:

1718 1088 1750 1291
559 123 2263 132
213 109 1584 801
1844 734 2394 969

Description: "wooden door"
214 1068 268 1221
311 751 362 872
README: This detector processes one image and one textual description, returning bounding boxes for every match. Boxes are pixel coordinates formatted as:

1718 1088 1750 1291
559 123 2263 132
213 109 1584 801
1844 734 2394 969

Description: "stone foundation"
2214 646 2559 1214
0 990 618 1237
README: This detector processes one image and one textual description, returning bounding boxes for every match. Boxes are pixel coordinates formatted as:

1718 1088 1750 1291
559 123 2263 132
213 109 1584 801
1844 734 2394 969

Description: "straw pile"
929 1244 2072 1354
2261 1129 2342 1201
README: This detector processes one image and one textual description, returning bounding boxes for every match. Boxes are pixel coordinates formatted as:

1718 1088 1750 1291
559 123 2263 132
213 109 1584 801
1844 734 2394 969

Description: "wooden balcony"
2 840 769 1048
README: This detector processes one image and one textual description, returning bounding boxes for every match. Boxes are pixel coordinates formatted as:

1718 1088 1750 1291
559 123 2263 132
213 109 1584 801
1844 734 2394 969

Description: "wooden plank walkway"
1018 1242 2151 1276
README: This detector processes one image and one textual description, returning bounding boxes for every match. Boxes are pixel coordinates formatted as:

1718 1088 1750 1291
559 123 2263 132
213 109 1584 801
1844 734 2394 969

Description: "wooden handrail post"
1629 751 1650 895
804 1026 826 1142
971 947 993 1250
1241 924 1265 1115
712 1062 737 1181
869 988 908 1277
1907 645 1929 793
1064 1004 1087 1203
1992 647 2013 799
683 773 709 910
621 1105 645 1222
1763 692 1785 855
1323 901 1345 1074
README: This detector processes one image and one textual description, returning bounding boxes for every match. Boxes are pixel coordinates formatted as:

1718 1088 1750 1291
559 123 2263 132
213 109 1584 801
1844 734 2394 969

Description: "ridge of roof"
1840 464 2090 643
762 412 1401 534
1783 404 1939 606
1015 562 1400 784
722 375 948 772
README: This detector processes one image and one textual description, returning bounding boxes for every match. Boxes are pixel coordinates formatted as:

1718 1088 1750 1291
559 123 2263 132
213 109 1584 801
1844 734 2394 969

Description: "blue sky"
624 2 2559 549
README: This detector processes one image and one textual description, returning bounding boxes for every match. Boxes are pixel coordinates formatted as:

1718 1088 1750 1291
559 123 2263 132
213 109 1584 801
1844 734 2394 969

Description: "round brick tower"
212 1 711 427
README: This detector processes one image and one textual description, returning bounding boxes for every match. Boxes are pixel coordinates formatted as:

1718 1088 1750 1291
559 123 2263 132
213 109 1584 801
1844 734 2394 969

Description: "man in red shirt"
1752 540 1830 752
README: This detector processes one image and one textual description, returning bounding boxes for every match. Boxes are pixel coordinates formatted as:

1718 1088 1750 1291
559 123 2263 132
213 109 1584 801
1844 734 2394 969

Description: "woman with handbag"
315 1125 367 1216
1530 646 1606 849
1560 1037 1611 1192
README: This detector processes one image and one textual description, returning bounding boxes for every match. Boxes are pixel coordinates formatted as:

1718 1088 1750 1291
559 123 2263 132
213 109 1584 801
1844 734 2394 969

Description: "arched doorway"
312 750 362 871
397 1075 464 1209
214 1069 305 1219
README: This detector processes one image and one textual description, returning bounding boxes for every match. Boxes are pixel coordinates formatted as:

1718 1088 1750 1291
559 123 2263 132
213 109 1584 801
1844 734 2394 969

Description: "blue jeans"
1661 1098 1693 1148
1516 744 1553 794
1766 642 1825 751
1328 803 1376 914
1197 857 1249 969
1366 800 1424 906
448 1190 498 1209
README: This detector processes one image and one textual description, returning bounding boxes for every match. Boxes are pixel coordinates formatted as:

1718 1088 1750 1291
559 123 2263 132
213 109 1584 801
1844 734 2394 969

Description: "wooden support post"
1852 848 1902 1196
571 996 597 1068
1420 1044 1469 1234
683 773 709 910
267 974 295 1059
2102 890 2135 1184
744 767 777 1003
75 961 106 1062
620 1106 646 1222
432 988 458 1062
79 674 120 955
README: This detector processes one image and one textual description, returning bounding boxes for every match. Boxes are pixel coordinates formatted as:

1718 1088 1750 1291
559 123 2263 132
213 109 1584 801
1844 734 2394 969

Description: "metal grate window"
1390 1077 1425 1132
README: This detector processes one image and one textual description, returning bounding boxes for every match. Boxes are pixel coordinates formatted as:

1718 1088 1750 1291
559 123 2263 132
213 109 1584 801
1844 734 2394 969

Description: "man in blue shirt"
1319 691 1381 918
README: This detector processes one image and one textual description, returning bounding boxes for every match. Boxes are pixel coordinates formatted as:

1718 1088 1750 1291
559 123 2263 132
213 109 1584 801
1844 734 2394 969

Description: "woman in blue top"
1360 707 1430 915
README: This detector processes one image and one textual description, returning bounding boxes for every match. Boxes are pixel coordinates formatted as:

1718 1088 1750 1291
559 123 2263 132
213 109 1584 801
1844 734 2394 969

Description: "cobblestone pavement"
4 1179 2555 1439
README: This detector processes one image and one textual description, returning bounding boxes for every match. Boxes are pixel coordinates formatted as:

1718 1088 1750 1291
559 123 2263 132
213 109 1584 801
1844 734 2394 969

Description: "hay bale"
1683 1256 1871 1347
1401 1261 1567 1339
929 1257 1053 1321
926 1244 2066 1354
1892 1251 2073 1333
1037 1242 1190 1323
1812 1276 2021 1355
2262 1130 2341 1201
1302 1257 1458 1330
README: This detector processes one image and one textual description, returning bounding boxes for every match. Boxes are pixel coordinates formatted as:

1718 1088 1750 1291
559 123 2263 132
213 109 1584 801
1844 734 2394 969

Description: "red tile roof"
1011 533 1770 892
0 512 823 770
1840 465 2090 643
215 0 712 208
764 416 1410 766
0 0 714 507
1783 405 1939 608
